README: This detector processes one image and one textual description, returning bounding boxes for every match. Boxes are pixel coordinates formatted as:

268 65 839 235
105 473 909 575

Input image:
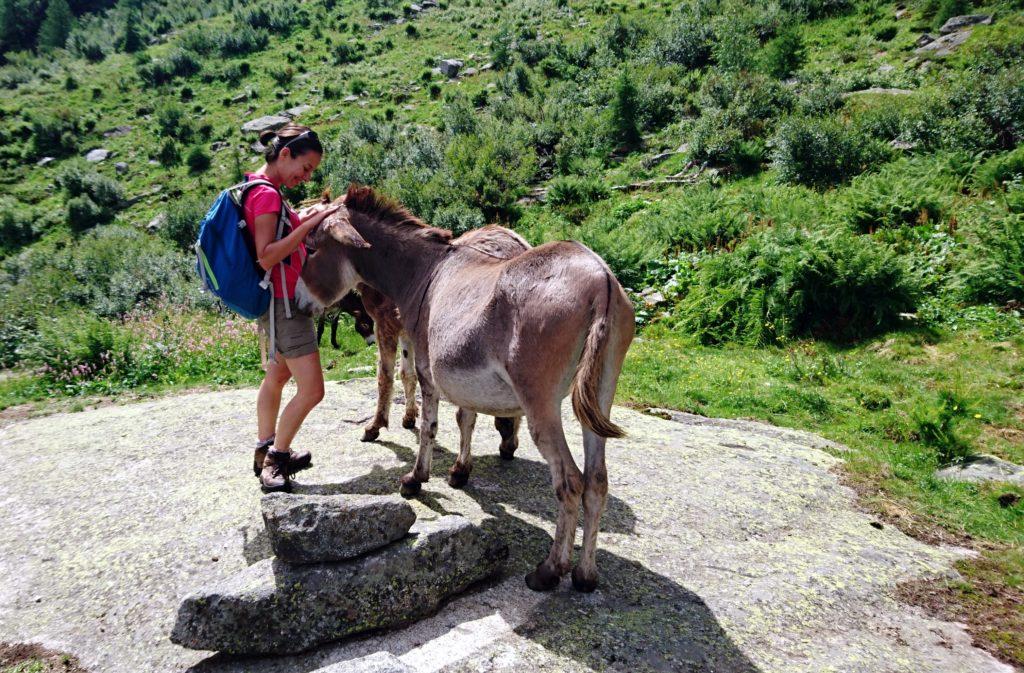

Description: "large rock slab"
935 454 1024 486
0 379 1013 673
939 14 992 33
169 515 507 654
915 29 973 56
241 114 292 134
261 493 416 563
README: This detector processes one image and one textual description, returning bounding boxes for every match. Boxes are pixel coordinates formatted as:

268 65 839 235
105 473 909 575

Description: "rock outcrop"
261 493 416 564
170 515 507 654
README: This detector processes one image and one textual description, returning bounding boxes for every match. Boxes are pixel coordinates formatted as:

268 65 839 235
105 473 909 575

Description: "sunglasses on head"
278 129 318 152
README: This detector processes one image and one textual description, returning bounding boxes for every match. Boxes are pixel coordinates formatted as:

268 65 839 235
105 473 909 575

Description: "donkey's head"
301 185 452 310
300 196 371 310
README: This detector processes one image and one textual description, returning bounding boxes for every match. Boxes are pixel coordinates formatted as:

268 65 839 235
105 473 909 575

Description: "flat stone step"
169 515 507 655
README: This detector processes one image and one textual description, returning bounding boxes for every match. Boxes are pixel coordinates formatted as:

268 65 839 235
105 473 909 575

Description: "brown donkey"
354 226 530 479
299 186 634 592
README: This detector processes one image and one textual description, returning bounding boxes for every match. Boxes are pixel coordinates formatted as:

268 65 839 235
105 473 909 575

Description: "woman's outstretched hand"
298 203 343 229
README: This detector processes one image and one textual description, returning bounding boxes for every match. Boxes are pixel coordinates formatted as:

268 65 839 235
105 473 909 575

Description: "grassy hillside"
1 0 1023 666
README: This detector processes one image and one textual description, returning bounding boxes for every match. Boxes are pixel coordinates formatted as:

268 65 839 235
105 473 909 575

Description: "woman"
245 123 341 492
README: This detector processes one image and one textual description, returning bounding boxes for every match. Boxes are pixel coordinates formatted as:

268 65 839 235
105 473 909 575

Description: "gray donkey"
298 186 634 592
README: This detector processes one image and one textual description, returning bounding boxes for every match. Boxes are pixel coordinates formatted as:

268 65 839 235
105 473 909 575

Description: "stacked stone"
170 494 507 656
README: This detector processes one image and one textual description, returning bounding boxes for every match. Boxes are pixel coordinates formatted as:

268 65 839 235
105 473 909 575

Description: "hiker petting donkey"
244 124 342 492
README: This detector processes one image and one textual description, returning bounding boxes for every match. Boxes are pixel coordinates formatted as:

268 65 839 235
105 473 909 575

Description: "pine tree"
120 7 142 53
609 70 642 151
37 0 74 51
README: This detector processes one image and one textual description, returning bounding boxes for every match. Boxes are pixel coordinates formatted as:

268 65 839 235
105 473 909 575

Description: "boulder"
915 33 935 47
115 162 128 174
311 653 414 673
935 455 1024 486
282 104 312 119
102 125 132 138
915 29 973 56
230 93 248 104
36 157 55 167
209 141 229 153
344 95 360 103
438 59 464 78
170 515 507 655
261 493 416 564
85 148 112 163
241 114 291 134
939 14 992 34
146 213 167 232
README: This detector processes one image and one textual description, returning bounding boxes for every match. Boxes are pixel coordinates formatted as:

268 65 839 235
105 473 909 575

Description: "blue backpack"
194 178 287 320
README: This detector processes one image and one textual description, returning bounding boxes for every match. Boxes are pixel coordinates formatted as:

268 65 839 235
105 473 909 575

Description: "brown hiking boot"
253 436 311 477
260 449 292 492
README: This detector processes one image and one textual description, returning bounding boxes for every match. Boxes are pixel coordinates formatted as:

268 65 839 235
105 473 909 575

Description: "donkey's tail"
571 275 626 439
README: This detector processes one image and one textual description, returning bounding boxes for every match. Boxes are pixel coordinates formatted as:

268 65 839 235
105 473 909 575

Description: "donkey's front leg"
398 333 418 429
400 373 439 496
362 324 398 442
448 408 477 488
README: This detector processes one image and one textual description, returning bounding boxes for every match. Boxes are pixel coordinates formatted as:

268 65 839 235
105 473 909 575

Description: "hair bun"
258 130 278 146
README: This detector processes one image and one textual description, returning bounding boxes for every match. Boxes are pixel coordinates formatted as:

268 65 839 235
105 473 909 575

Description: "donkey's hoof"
447 467 470 489
499 446 517 461
525 565 561 592
399 475 422 497
402 416 417 430
571 567 599 593
361 427 380 442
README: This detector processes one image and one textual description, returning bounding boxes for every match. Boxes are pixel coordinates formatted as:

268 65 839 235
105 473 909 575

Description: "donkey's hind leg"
362 324 398 442
495 416 521 460
448 407 477 488
398 333 418 429
523 408 583 592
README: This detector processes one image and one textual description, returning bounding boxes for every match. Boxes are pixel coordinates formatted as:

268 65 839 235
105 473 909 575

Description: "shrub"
644 186 750 252
186 146 211 173
20 309 126 384
957 211 1024 304
234 2 307 35
762 27 804 78
656 5 714 69
608 71 642 150
913 391 974 465
28 108 81 159
547 175 611 206
161 195 208 250
214 25 269 56
156 102 193 141
677 225 917 344
0 196 37 255
137 50 202 86
56 162 123 231
973 145 1024 193
333 42 365 65
158 139 180 166
946 66 1024 151
446 118 538 220
835 158 956 232
431 204 485 236
771 116 891 188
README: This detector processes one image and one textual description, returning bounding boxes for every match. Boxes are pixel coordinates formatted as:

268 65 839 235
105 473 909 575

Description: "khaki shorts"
258 298 318 360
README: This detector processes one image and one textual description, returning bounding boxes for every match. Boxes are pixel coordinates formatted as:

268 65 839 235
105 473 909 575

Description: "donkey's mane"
344 184 452 242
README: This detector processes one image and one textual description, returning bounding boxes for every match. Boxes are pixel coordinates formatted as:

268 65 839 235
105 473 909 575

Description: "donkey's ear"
325 211 371 249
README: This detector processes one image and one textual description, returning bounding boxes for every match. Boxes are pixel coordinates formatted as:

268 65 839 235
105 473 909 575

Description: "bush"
762 27 804 78
332 42 364 65
20 309 126 384
160 195 208 251
835 158 956 232
234 2 307 35
137 50 202 86
644 186 750 252
186 146 211 173
677 225 917 344
547 175 611 206
431 204 485 236
609 70 642 150
28 109 81 159
214 25 269 56
56 162 123 231
446 118 538 220
973 145 1024 193
0 196 37 255
946 66 1024 151
656 5 714 69
913 390 974 465
156 102 193 141
268 64 294 86
771 116 891 188
957 211 1024 305
158 139 180 166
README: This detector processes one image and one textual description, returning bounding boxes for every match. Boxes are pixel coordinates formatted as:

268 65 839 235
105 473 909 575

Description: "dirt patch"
0 642 89 673
897 556 1024 671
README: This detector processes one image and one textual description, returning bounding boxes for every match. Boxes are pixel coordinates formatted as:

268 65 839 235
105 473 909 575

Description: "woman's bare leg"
273 351 325 452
